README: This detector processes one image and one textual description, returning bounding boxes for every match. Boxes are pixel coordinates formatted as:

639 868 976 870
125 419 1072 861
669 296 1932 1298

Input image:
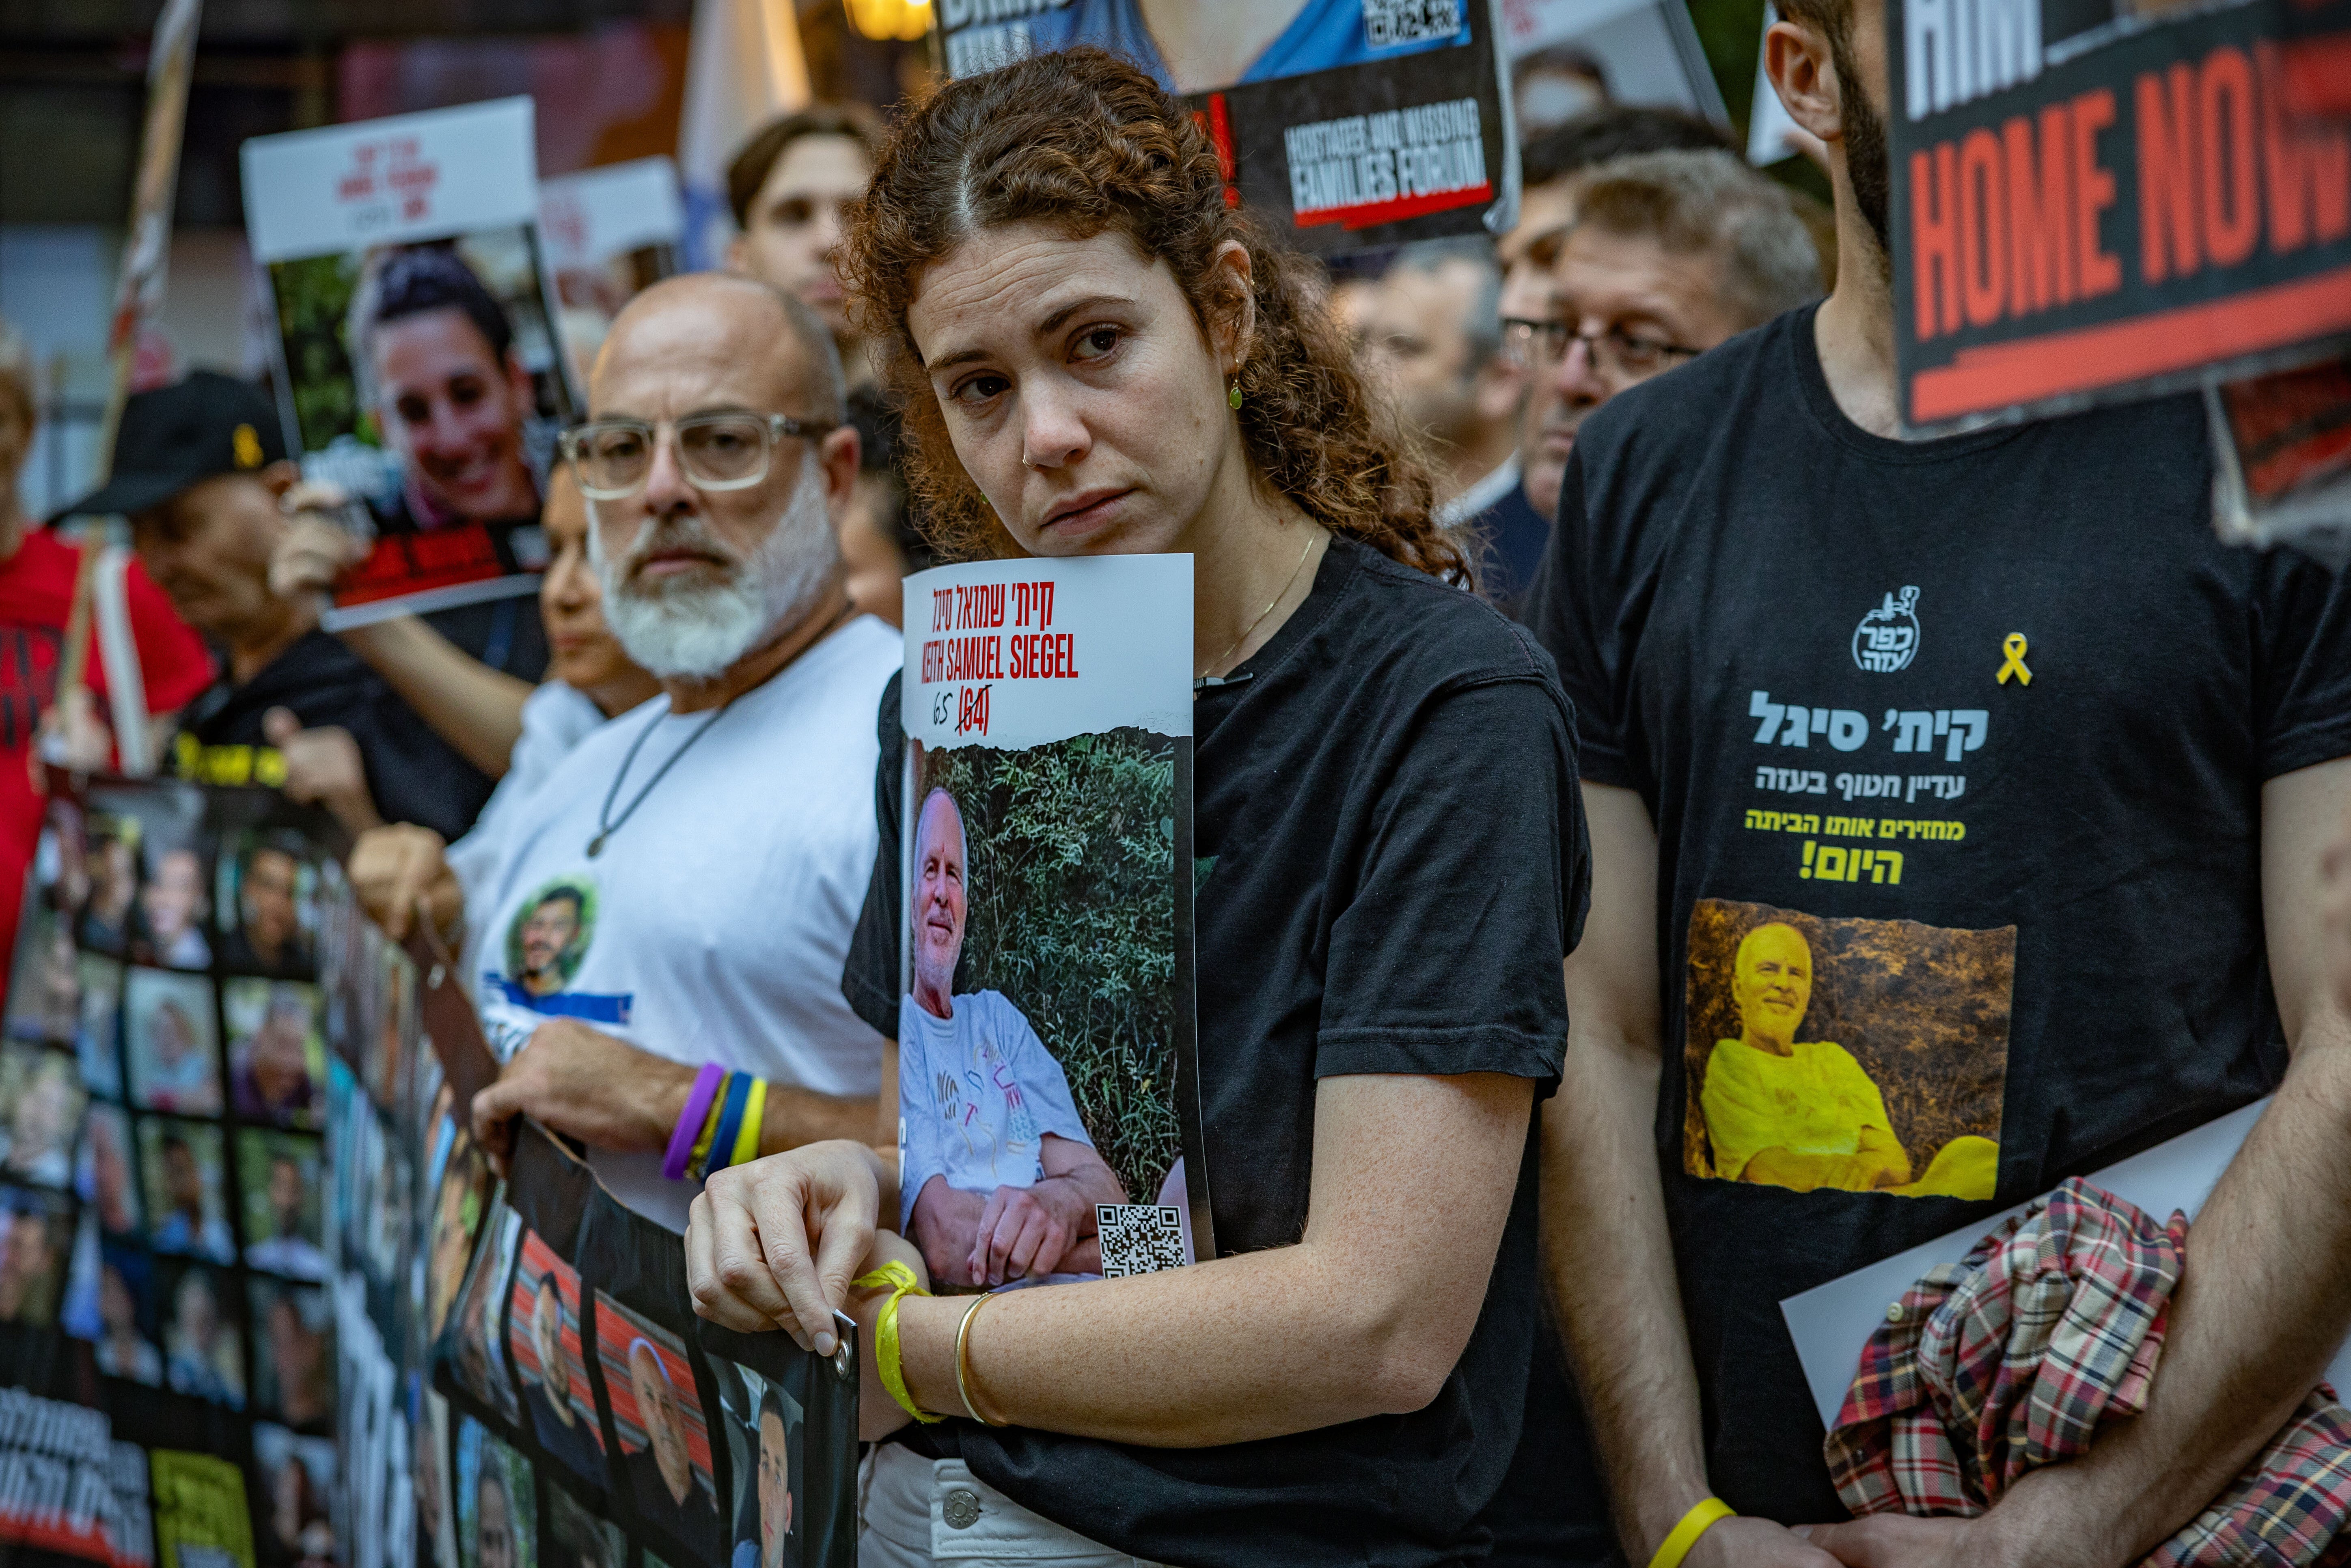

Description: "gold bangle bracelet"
953 1290 1005 1426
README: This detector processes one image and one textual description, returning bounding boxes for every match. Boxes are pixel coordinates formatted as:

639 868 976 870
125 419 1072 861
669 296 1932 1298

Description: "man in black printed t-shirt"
1523 0 2351 1563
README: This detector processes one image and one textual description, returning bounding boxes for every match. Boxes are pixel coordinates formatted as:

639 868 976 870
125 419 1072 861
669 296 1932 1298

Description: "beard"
911 939 959 1007
1836 25 1895 271
593 454 839 681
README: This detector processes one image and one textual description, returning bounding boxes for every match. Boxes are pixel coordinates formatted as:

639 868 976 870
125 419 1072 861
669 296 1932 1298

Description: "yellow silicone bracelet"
1648 1497 1734 1568
852 1261 940 1425
688 1075 729 1170
728 1078 767 1170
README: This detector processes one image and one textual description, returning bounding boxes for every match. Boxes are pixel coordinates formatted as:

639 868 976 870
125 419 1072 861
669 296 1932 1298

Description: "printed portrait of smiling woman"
356 243 543 530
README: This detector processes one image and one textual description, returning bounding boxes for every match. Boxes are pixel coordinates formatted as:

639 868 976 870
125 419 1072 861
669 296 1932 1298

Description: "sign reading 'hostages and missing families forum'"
931 0 1519 254
898 556 1211 1290
1888 0 2351 434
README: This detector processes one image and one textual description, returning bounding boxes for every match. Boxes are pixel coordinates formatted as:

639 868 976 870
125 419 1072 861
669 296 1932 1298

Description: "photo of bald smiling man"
597 1292 722 1563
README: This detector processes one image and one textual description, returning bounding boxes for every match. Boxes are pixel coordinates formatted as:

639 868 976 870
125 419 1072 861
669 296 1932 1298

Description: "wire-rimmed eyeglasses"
1499 317 1706 380
559 411 837 500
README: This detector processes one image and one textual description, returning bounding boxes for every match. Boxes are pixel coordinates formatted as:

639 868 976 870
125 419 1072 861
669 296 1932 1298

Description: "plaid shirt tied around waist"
1823 1177 2351 1565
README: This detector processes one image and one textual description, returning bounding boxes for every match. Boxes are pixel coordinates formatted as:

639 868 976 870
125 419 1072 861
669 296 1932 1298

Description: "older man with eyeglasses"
1496 151 1824 614
359 271 898 1230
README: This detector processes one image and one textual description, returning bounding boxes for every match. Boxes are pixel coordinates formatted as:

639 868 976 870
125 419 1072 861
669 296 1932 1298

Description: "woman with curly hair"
686 47 1590 1566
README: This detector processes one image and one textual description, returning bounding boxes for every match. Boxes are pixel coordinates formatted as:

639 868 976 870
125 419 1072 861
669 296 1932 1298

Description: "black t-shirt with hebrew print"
1523 303 2351 1517
843 534 1593 1566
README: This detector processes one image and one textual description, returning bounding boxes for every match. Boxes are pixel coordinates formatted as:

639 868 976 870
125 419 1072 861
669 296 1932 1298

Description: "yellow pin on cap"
232 423 263 470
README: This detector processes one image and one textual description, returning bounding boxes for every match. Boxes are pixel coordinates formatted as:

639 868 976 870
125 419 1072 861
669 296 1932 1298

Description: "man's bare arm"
1543 783 1837 1567
1811 758 2351 1568
471 1018 874 1162
2015 758 2351 1558
336 615 529 778
271 513 528 778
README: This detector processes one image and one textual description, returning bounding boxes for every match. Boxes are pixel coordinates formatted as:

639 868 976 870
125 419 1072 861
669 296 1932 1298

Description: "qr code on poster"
1363 0 1465 48
1097 1204 1186 1277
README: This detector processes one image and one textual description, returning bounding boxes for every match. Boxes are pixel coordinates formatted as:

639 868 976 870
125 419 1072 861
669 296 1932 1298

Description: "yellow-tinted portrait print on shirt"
1682 900 2011 1200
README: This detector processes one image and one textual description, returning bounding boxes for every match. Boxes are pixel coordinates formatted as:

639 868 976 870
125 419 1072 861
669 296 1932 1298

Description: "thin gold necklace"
1196 530 1316 686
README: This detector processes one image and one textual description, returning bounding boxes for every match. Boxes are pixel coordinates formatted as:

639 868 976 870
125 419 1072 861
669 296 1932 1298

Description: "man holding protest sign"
53 373 496 843
1525 1 2351 1564
354 272 894 1233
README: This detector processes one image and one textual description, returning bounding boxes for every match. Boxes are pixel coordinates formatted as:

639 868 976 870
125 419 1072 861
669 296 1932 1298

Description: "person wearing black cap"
52 370 495 844
0 319 212 979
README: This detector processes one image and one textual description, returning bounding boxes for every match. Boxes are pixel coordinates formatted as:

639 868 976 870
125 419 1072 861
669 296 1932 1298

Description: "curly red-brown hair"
839 47 1466 583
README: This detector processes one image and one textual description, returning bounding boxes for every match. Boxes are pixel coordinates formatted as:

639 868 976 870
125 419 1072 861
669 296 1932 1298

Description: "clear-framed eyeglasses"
559 411 837 500
1499 316 1705 381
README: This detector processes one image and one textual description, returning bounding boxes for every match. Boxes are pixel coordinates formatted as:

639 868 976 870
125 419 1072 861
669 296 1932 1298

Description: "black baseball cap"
49 370 289 523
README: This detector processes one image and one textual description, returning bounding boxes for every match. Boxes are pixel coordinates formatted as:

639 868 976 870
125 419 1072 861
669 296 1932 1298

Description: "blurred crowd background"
0 0 1831 538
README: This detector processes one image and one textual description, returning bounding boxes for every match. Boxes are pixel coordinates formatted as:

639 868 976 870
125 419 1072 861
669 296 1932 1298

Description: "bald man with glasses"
357 273 899 1230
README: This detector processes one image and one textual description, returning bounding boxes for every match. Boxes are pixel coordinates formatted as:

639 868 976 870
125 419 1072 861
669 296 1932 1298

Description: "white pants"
858 1442 1169 1568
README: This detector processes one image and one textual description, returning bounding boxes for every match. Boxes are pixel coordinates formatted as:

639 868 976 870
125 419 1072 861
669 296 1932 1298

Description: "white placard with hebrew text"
903 555 1193 752
242 97 538 264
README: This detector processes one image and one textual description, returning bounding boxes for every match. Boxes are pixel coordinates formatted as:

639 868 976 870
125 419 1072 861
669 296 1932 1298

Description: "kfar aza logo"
1852 586 1921 673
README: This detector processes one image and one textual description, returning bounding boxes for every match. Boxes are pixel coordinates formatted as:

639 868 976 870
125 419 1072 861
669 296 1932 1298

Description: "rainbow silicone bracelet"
1648 1497 1734 1568
664 1063 725 1180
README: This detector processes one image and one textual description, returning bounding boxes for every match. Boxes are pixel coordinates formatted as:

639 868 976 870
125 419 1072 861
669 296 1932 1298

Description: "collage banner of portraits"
0 775 858 1568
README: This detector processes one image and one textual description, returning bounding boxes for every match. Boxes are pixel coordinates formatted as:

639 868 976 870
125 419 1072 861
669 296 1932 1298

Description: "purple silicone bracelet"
664 1062 727 1181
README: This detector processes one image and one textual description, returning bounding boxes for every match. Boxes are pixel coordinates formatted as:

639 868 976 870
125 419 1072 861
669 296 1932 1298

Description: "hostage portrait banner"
0 774 859 1568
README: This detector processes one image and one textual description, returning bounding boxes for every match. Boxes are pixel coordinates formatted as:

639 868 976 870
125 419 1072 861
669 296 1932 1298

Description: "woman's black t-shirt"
841 535 1591 1566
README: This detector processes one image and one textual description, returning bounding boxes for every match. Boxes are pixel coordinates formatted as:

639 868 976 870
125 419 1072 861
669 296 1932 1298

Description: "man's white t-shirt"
448 680 616 987
472 617 898 1230
896 989 1092 1232
447 681 611 898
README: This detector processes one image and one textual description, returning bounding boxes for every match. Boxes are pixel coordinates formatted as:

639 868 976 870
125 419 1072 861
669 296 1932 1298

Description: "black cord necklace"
587 700 734 858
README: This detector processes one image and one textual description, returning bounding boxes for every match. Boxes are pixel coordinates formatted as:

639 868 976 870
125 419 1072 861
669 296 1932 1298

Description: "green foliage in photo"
267 252 373 454
919 730 1180 1206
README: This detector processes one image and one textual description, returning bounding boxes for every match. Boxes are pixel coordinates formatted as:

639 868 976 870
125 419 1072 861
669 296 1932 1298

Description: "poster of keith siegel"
899 556 1210 1292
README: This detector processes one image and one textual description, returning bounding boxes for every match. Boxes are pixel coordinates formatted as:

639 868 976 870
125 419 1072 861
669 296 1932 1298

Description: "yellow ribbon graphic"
1997 632 2032 686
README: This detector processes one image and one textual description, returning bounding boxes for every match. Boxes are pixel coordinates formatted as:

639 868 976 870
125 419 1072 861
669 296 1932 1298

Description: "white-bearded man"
384 272 897 1230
